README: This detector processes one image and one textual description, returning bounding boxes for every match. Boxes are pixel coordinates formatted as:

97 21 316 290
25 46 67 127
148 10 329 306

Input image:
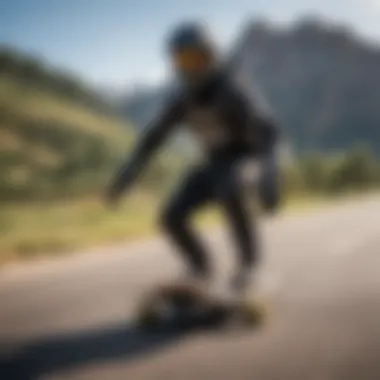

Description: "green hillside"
0 48 135 202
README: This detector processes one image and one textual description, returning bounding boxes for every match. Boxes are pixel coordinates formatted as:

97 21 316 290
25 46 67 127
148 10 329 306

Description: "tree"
333 144 378 191
300 152 327 192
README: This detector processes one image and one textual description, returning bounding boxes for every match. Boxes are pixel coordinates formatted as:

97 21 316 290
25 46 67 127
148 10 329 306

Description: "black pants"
159 154 259 276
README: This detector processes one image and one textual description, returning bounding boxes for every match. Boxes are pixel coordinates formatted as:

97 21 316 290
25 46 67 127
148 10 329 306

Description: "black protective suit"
108 70 280 283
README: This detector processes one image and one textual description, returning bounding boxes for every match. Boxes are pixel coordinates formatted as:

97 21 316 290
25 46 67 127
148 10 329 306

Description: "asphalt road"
1 197 380 380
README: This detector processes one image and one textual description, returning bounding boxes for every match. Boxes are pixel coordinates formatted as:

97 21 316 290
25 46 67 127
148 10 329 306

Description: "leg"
223 189 259 269
159 164 213 277
213 160 260 290
259 147 281 213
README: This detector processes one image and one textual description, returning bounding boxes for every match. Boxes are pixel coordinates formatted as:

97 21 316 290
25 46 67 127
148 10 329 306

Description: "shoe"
172 269 212 294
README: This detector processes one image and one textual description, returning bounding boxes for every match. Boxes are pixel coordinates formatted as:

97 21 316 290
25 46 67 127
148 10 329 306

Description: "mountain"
121 85 169 127
119 17 380 155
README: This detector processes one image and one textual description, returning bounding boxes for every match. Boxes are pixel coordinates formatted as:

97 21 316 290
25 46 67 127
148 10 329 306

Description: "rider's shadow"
2 322 190 380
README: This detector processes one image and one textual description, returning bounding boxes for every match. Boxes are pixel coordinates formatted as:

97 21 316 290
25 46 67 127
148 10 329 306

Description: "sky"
1 0 380 90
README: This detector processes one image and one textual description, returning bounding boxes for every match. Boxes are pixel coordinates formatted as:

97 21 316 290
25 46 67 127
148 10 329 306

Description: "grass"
0 193 158 265
2 190 374 267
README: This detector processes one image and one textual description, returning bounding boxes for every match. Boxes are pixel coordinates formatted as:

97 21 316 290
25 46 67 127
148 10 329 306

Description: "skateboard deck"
136 282 268 330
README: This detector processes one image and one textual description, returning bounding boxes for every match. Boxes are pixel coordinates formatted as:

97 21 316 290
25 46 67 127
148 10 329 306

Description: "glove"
104 184 121 209
104 160 139 209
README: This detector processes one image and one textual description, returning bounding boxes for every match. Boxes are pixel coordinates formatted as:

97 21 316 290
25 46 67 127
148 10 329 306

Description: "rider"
106 21 281 293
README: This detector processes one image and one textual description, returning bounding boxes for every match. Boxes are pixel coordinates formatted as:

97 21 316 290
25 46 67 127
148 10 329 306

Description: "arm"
255 113 279 156
106 94 185 201
227 83 282 211
222 79 279 156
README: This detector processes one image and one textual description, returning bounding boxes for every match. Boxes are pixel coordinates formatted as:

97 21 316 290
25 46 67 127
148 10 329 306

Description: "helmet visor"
173 48 212 72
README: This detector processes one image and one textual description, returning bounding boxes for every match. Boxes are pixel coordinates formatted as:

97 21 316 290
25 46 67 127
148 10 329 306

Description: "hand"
104 162 136 209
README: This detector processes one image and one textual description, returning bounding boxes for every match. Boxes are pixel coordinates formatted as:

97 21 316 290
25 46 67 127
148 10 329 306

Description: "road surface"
1 197 380 380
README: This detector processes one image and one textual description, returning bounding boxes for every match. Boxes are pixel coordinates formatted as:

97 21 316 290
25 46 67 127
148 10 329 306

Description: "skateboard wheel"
240 300 268 326
136 296 162 330
138 310 161 330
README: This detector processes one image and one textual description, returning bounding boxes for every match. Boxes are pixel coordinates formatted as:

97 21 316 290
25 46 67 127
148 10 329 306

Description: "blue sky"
1 0 380 89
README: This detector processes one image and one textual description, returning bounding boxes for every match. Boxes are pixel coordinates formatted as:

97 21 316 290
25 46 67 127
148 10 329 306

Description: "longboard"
136 282 268 331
